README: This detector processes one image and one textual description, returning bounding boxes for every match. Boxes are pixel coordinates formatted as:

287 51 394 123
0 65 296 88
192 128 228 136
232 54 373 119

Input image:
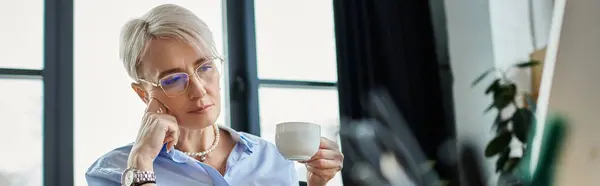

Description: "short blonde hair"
119 4 218 80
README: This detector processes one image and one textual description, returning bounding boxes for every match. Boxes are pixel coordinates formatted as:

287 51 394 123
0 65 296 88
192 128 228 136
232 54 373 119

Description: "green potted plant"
471 60 540 175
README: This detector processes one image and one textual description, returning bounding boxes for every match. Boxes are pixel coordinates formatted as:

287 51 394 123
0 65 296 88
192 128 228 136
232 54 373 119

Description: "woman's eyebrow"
157 57 210 79
157 67 184 79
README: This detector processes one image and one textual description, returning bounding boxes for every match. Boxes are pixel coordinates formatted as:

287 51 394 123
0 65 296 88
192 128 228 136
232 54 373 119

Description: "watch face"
121 168 135 186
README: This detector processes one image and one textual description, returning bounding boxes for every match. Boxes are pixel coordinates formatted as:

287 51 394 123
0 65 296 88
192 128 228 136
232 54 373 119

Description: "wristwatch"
121 167 156 186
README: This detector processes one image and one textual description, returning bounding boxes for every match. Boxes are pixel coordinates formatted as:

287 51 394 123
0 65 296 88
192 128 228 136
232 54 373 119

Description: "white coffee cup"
275 122 321 161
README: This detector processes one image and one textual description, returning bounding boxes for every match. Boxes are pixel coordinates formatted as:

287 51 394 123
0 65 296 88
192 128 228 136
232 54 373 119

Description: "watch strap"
133 170 156 184
135 180 156 186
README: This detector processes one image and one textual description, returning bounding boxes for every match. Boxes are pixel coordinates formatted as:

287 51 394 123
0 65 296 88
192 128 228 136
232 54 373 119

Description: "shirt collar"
218 124 257 153
159 124 257 163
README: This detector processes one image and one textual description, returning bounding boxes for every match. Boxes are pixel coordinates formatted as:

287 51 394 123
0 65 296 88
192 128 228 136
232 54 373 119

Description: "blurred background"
0 0 559 185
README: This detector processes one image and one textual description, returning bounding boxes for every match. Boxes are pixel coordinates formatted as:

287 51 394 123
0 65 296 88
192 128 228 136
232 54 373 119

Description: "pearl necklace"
182 124 220 161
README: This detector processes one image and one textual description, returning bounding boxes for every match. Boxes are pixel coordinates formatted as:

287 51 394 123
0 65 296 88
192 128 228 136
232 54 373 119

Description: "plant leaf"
492 83 517 110
472 68 494 87
496 149 510 172
503 158 521 172
485 79 501 95
514 60 541 68
485 131 512 157
512 108 534 142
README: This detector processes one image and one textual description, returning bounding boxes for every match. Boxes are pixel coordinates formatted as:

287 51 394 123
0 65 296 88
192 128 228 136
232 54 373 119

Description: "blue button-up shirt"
85 125 298 186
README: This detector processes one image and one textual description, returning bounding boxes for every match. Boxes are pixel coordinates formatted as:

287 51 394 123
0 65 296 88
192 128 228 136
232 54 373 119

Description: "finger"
163 135 174 151
310 149 343 161
171 124 180 148
163 118 180 150
319 137 339 150
306 158 341 169
306 165 338 180
145 97 166 113
159 113 178 123
163 135 174 145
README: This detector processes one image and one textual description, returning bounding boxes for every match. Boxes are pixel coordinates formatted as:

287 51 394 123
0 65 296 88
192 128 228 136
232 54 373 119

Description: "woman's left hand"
304 137 344 186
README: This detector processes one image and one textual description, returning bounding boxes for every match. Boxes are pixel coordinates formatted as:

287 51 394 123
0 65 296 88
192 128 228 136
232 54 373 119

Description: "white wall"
445 0 498 182
489 0 553 92
445 0 553 183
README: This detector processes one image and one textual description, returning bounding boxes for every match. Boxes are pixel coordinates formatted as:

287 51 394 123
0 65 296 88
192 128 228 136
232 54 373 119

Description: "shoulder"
238 132 269 146
85 143 133 184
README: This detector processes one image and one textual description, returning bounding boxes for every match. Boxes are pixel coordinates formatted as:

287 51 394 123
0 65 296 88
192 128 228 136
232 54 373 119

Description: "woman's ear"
131 82 149 104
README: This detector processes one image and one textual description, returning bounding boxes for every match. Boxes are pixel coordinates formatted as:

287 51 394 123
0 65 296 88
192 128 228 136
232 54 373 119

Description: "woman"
85 4 343 186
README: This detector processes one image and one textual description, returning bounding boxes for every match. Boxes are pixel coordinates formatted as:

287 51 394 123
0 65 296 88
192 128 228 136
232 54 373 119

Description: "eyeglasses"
138 58 221 98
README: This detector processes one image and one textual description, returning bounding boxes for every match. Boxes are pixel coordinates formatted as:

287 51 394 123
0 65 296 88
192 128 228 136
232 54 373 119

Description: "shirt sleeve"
86 172 120 186
85 150 127 186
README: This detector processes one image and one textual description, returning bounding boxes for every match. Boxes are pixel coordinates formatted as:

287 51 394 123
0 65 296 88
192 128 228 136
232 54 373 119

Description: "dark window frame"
43 0 74 185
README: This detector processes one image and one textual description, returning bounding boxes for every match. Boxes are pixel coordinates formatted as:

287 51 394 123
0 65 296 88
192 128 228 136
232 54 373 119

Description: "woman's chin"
178 114 218 130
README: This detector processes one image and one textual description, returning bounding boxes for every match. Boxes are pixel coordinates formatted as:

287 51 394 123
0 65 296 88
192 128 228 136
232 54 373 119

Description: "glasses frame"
137 57 223 98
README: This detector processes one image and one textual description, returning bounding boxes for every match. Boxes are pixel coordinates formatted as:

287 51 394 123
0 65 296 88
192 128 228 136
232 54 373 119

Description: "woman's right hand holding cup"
127 98 180 171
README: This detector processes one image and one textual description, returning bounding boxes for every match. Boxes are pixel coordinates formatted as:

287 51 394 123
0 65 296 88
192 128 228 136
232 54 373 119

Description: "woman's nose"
187 75 207 99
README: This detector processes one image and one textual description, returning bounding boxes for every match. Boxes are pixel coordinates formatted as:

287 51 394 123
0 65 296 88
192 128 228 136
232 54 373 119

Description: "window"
254 0 342 185
73 1 226 186
0 0 44 69
255 0 337 82
0 79 43 186
0 1 44 185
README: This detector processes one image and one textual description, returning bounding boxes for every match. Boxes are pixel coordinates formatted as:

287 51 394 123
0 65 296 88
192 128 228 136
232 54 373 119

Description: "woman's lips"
187 104 214 114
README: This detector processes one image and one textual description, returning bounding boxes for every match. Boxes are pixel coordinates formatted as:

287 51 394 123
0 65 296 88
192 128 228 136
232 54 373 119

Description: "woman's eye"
161 74 186 85
199 64 214 72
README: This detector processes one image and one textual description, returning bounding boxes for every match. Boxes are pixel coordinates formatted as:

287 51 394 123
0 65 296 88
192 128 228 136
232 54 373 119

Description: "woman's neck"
176 124 217 153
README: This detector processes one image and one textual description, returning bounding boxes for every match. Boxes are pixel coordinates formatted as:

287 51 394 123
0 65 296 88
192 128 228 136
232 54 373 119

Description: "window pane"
73 1 225 186
0 1 44 69
255 0 338 82
0 79 42 185
258 86 342 186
